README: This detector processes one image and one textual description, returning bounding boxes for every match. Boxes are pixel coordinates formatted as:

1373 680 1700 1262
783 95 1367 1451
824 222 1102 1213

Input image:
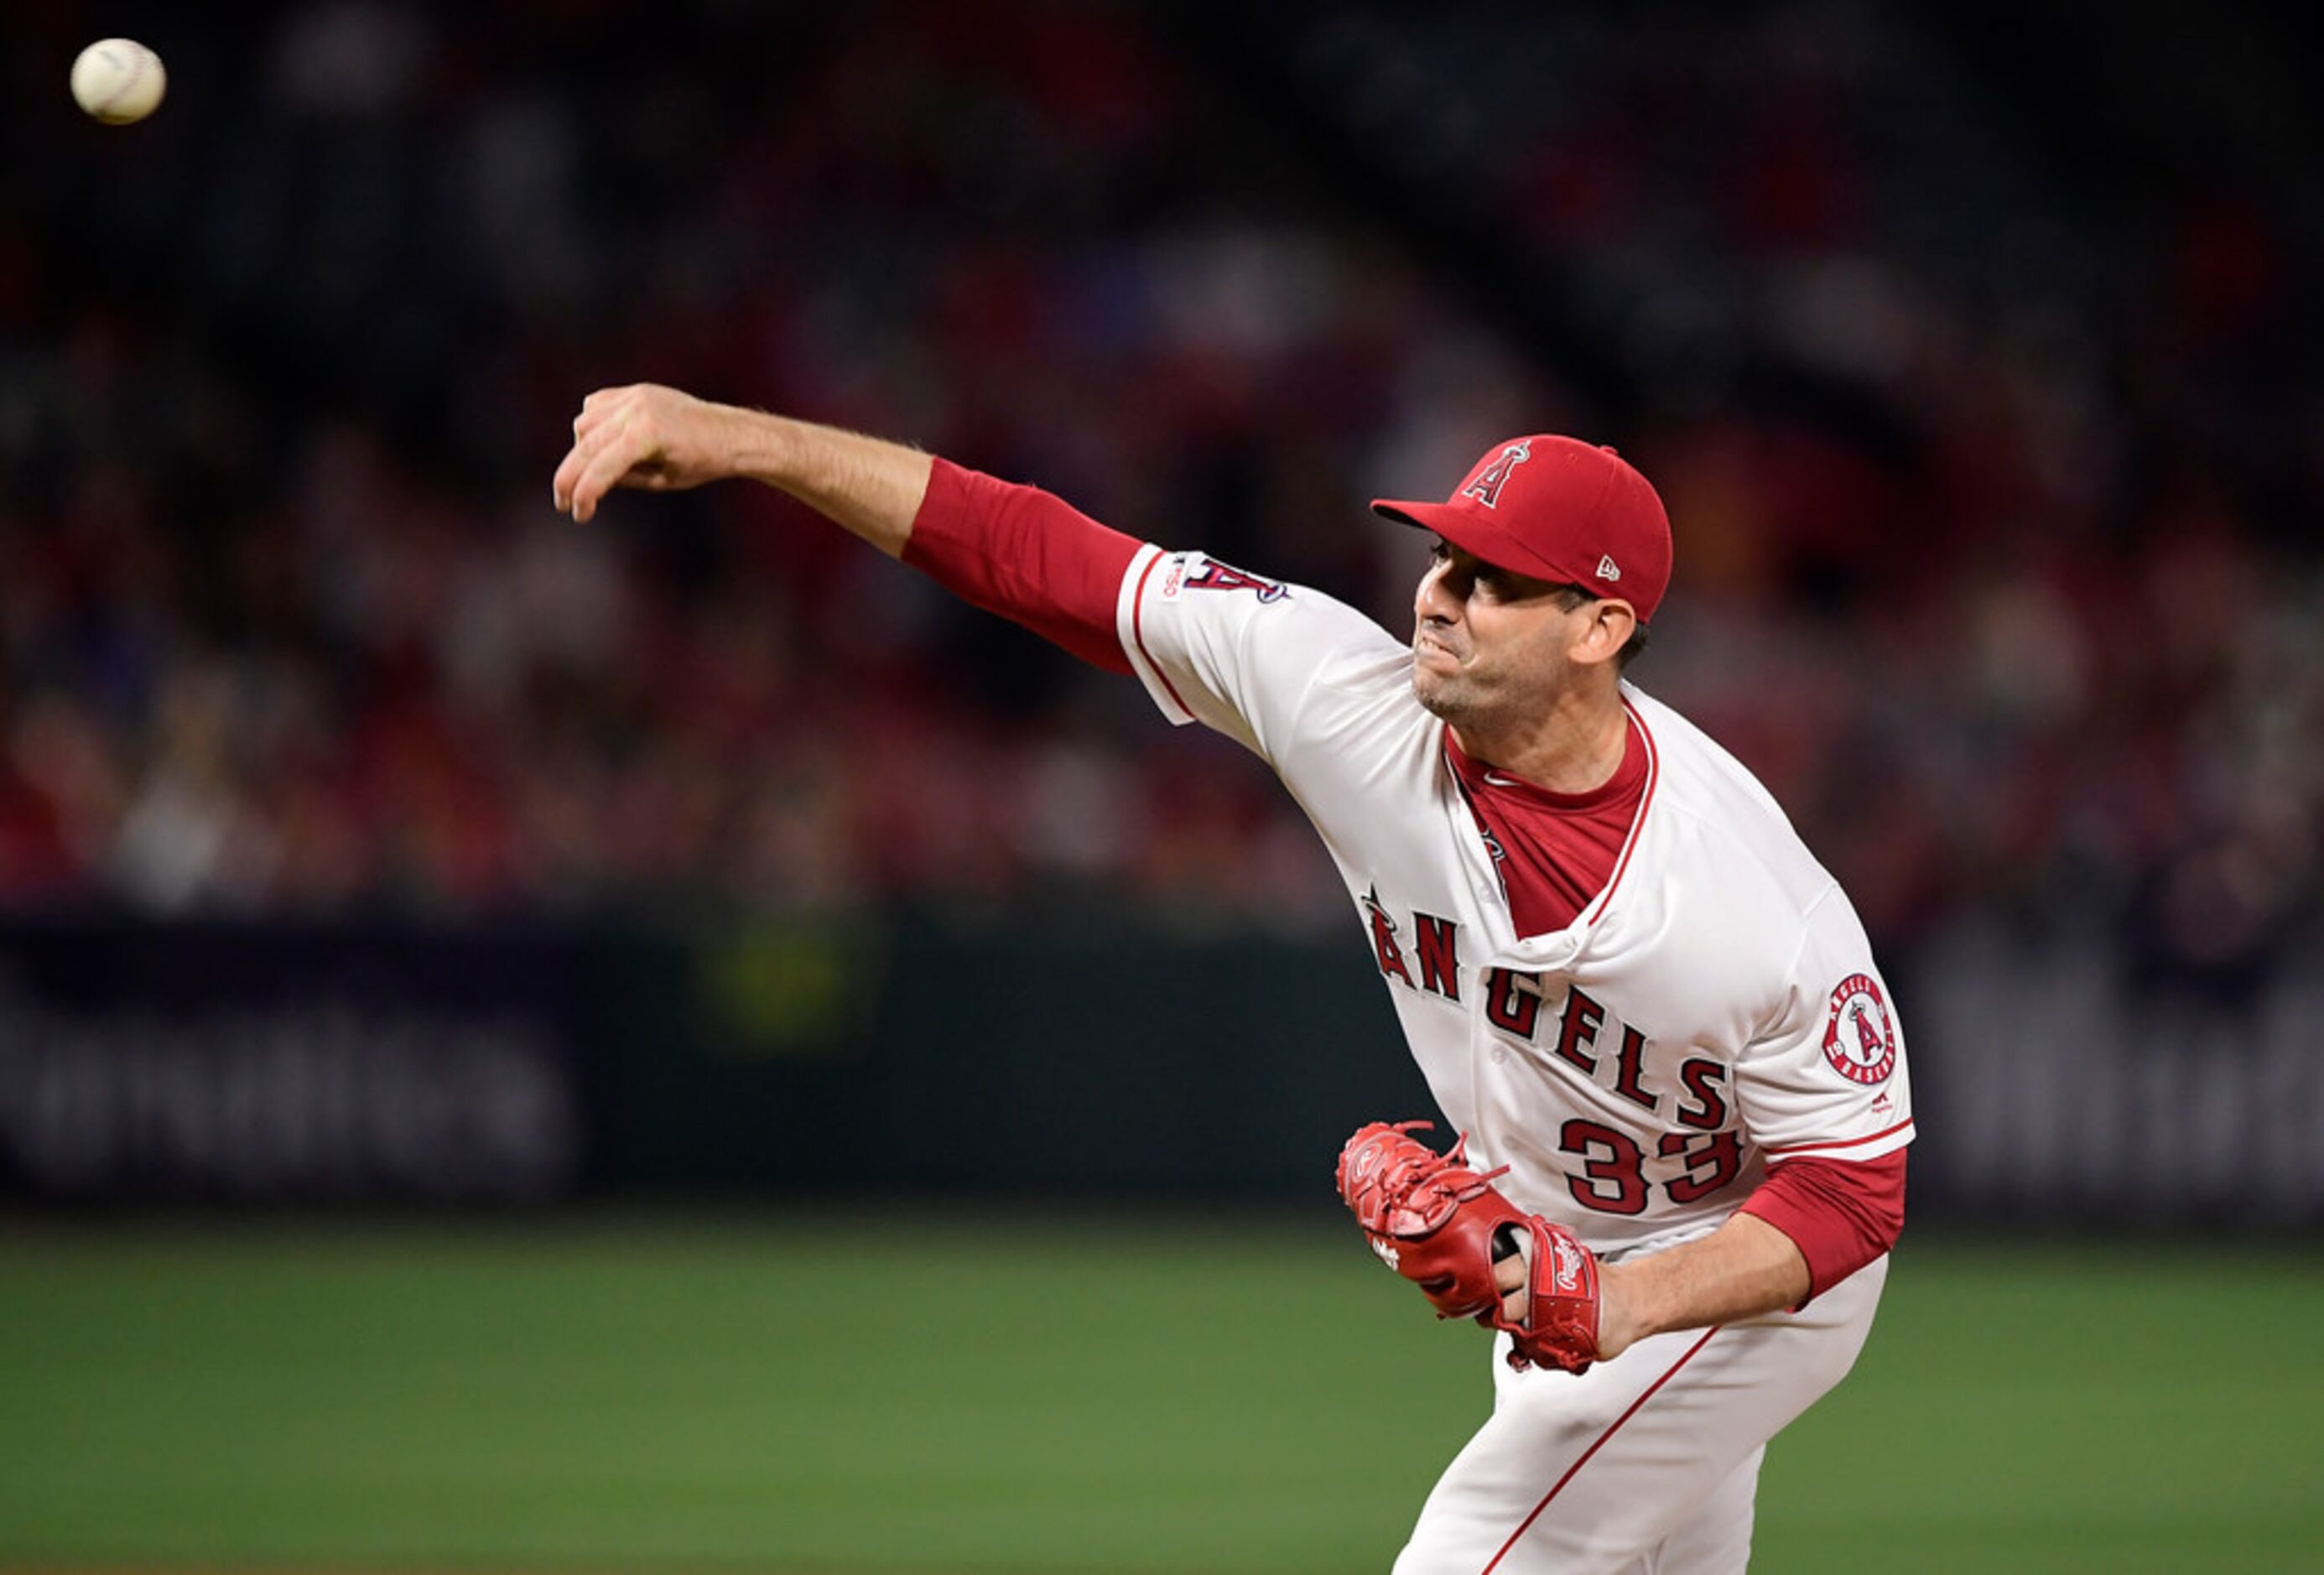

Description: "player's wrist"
1591 1261 1648 1359
720 403 799 485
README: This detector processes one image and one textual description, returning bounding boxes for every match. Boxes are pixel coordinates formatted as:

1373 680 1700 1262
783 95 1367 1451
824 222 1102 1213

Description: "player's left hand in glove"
1336 1120 1601 1375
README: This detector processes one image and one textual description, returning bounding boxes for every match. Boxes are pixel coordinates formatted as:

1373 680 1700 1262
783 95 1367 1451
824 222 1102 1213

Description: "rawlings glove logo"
1550 1234 1586 1293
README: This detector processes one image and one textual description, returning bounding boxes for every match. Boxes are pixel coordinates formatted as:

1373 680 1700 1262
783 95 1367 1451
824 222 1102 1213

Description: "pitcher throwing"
554 388 1912 1572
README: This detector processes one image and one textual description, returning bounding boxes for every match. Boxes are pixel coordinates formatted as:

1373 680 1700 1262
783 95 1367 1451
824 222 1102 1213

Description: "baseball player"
553 387 1911 1573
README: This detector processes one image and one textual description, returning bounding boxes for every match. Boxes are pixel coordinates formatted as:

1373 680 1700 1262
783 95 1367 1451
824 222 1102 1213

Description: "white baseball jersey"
1114 547 1913 1254
1110 543 1911 1573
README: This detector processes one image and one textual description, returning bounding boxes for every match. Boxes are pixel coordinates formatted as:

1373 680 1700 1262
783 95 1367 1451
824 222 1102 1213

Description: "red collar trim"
1583 699 1659 926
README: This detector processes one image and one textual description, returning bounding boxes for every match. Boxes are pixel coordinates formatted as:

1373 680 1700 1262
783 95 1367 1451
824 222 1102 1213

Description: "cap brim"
1370 497 1581 589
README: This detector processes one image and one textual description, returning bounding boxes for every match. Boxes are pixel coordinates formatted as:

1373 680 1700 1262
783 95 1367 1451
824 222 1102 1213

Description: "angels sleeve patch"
1821 973 1897 1085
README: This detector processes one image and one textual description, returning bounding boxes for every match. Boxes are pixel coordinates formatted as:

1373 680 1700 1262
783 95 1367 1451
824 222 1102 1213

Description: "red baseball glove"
1336 1120 1601 1374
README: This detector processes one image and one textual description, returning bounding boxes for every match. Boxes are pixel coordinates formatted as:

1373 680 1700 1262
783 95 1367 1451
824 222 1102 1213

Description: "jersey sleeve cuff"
1741 1146 1908 1306
1116 544 1198 726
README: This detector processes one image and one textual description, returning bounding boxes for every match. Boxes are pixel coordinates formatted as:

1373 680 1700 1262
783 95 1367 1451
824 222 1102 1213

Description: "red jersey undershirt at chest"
1441 723 1646 938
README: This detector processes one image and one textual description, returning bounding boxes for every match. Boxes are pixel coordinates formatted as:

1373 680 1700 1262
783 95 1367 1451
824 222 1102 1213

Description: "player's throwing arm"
553 383 931 557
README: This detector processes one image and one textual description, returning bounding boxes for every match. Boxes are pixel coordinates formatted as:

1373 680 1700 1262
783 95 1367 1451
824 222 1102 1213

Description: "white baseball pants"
1393 1255 1889 1573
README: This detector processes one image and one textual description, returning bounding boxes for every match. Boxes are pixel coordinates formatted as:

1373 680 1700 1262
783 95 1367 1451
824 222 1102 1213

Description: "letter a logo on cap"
1460 440 1532 509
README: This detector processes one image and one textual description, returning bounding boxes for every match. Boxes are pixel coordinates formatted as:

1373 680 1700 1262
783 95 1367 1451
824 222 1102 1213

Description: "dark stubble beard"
1413 644 1578 741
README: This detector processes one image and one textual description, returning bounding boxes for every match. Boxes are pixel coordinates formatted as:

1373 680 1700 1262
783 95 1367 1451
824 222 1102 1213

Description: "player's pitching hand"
553 384 741 522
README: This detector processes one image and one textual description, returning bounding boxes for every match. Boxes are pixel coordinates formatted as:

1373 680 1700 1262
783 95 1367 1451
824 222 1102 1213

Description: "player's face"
1410 540 1597 727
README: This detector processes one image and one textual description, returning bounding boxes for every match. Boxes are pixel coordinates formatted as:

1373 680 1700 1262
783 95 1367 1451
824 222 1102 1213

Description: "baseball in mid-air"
70 39 168 125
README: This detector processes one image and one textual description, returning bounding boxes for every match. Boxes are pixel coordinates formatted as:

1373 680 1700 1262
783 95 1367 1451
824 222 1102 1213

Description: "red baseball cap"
1371 435 1673 622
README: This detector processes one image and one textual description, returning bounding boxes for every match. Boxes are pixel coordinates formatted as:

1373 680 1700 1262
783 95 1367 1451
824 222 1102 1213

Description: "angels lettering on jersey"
1363 885 1462 999
1356 889 1894 1221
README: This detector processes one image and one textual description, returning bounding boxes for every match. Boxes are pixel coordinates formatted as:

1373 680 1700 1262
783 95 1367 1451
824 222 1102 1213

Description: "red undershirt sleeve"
900 456 1145 675
1738 1147 1907 1304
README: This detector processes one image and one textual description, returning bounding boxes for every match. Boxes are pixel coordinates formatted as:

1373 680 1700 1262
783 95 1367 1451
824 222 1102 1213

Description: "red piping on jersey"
1582 699 1660 927
1479 1327 1723 1574
1762 1118 1915 1158
1130 551 1193 719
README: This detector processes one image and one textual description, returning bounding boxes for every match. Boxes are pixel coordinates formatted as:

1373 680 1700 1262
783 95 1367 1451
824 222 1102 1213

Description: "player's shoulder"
1625 684 1836 914
1143 548 1406 670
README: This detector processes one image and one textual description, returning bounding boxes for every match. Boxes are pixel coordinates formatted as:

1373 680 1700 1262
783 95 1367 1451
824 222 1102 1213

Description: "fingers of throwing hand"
572 383 648 436
551 428 607 517
555 397 612 511
569 418 658 522
555 387 689 518
552 429 617 521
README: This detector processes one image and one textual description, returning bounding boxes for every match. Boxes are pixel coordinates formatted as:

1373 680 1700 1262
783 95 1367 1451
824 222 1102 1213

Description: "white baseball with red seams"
70 39 167 125
1115 544 1912 1572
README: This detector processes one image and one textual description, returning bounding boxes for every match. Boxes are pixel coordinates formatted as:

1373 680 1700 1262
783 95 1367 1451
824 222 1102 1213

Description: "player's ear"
1568 600 1636 669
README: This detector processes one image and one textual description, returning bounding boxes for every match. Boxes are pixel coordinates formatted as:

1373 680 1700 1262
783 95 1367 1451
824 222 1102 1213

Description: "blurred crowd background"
6 13 2320 1569
5 1 2319 977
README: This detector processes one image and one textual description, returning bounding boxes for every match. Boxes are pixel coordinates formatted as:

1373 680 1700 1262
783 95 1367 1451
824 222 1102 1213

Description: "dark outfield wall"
3 912 2320 1223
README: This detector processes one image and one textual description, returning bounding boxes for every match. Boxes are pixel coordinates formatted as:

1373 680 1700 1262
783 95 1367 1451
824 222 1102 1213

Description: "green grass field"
2 1219 2319 1572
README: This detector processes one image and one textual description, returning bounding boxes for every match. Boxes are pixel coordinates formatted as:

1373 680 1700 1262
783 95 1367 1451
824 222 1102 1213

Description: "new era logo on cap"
1370 434 1674 621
